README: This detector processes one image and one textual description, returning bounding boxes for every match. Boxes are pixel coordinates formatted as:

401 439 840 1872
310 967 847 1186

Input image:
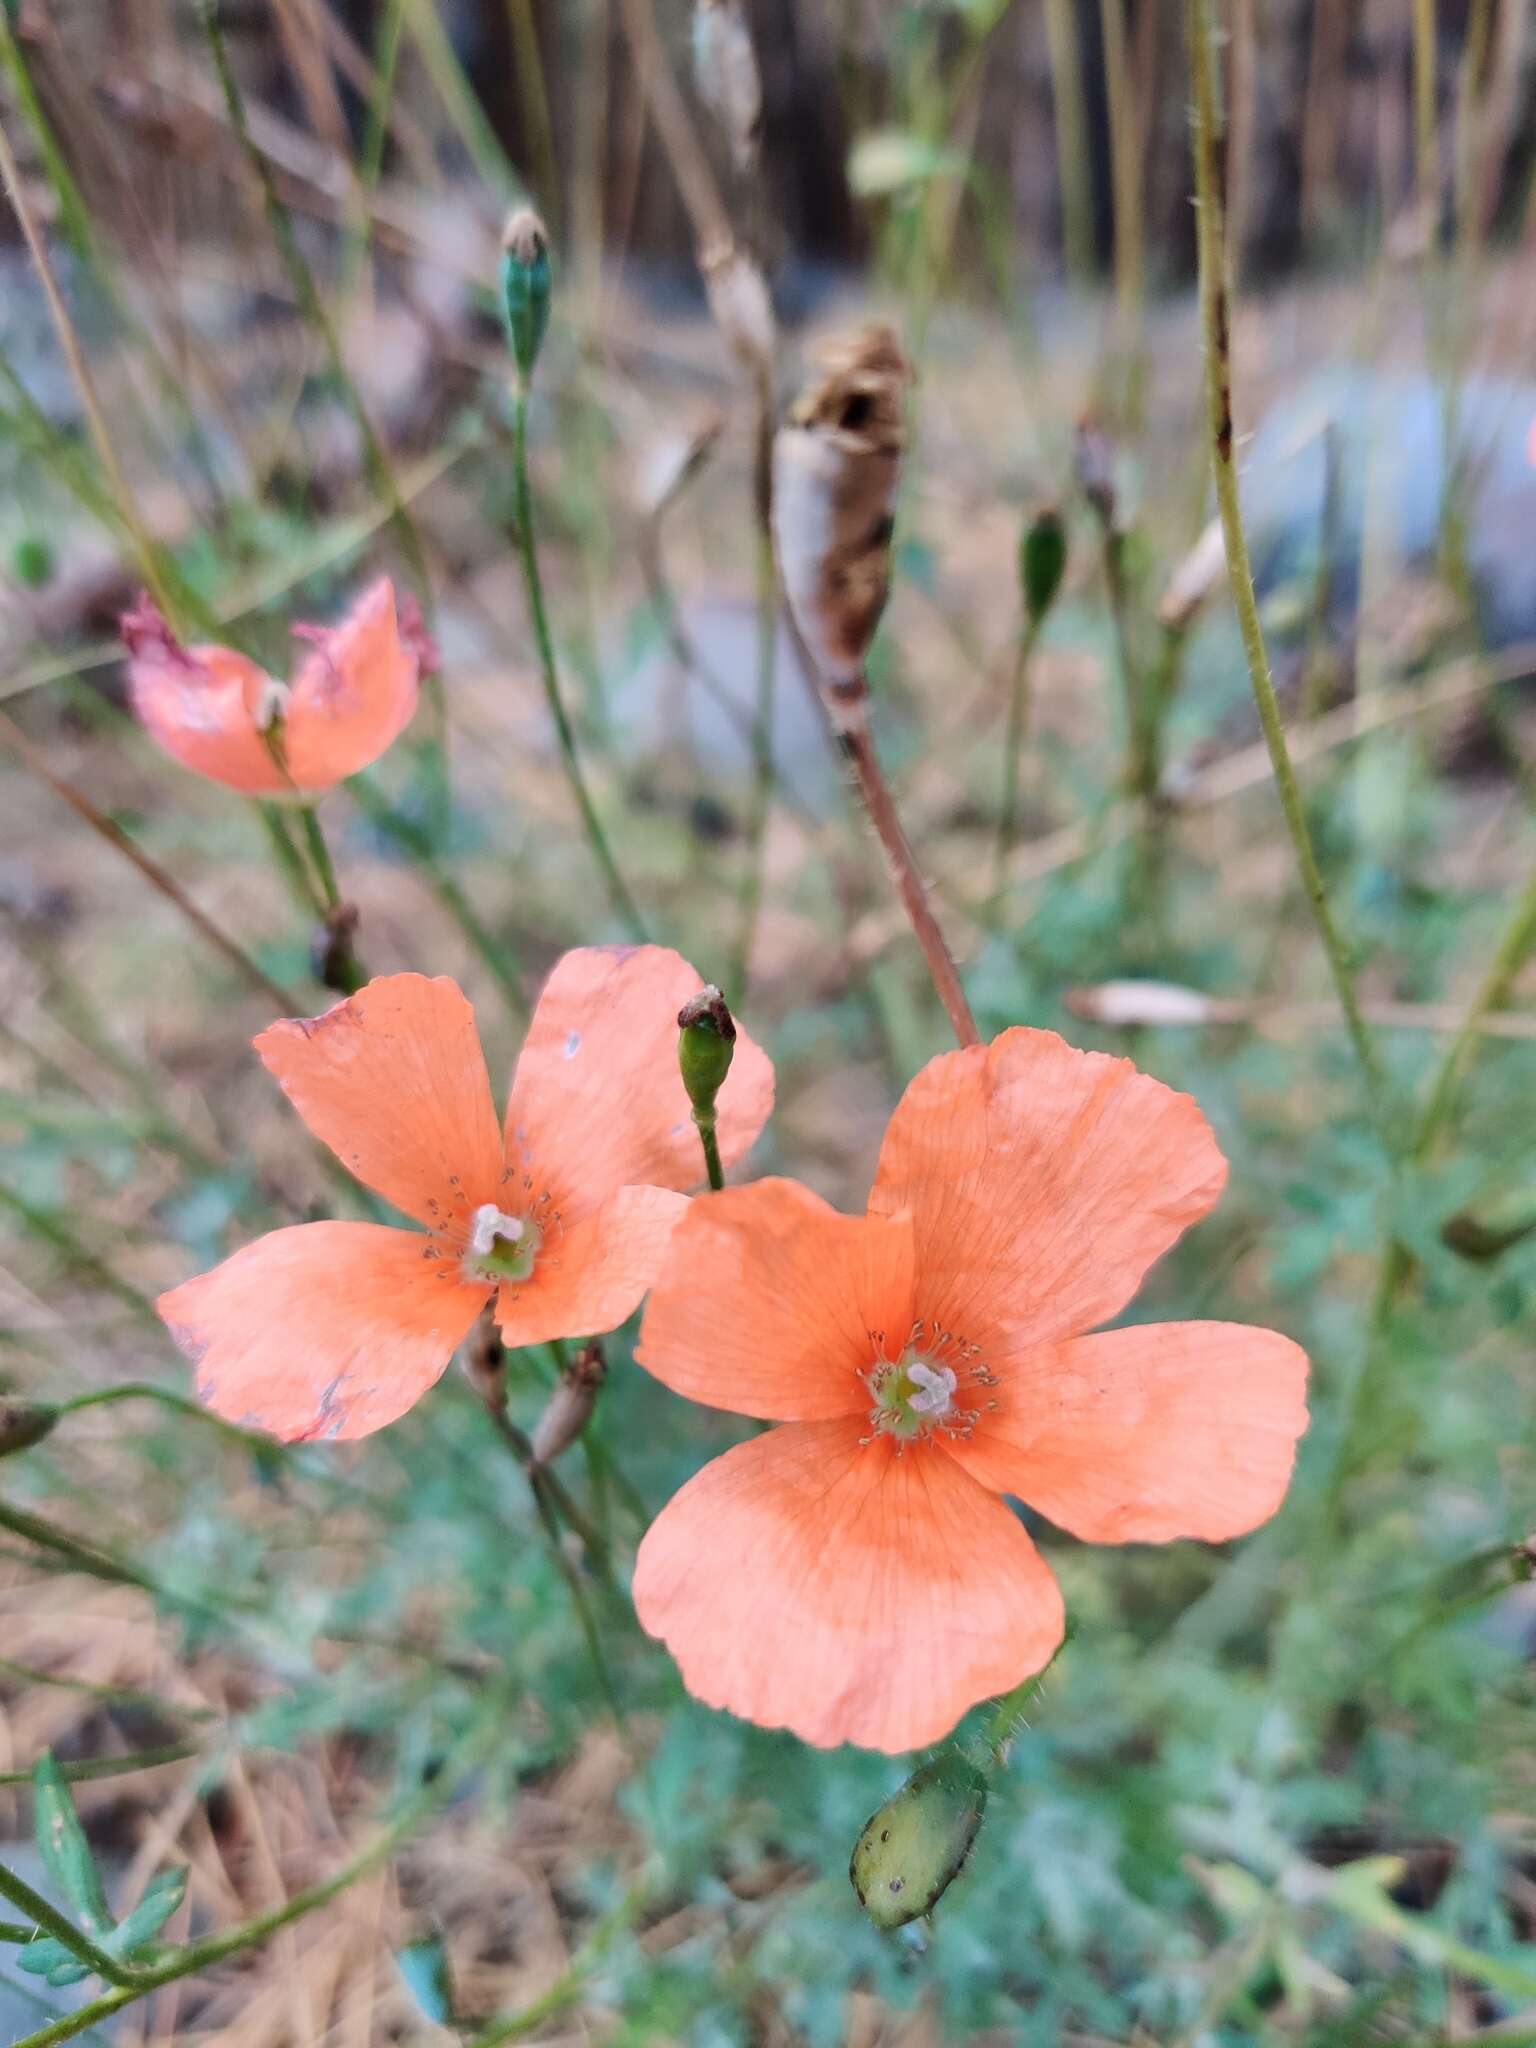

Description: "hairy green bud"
1019 506 1067 627
677 985 736 1116
500 208 552 385
849 1754 989 1929
0 1397 60 1458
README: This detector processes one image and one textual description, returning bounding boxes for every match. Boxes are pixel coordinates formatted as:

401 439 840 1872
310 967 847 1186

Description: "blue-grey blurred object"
1238 369 1536 652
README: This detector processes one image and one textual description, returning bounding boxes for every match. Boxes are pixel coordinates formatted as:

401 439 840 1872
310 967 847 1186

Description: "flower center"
464 1203 540 1284
862 1322 998 1446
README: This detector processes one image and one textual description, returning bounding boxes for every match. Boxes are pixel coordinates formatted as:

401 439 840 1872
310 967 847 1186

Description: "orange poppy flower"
157 946 773 1442
634 1028 1308 1752
121 578 430 797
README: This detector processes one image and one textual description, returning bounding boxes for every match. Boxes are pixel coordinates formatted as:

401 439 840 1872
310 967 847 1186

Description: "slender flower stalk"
1412 867 1536 1160
502 212 647 940
678 985 737 1191
773 326 979 1049
1185 0 1392 1139
994 506 1068 903
0 707 297 1010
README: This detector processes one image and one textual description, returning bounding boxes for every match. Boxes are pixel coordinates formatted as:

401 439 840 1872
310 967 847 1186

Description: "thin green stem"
510 384 646 939
298 806 343 914
7 1697 511 2048
1412 868 1536 1160
0 1745 200 1793
0 1186 158 1324
256 803 324 917
993 616 1042 902
1185 0 1393 1142
57 1382 282 1458
193 0 431 601
732 533 779 996
693 1111 725 1193
463 1887 645 2045
0 1865 138 1988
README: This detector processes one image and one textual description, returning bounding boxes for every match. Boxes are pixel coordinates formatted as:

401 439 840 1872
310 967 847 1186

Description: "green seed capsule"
1019 507 1067 627
1441 1186 1536 1263
0 1397 60 1458
677 985 736 1116
499 208 552 385
849 1754 989 1929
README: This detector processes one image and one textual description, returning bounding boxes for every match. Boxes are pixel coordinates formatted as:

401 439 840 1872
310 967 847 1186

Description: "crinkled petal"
496 1183 688 1348
869 1028 1228 1351
255 974 505 1232
950 1321 1309 1542
634 1419 1065 1752
128 636 291 796
158 1221 487 1441
504 946 774 1216
637 1178 912 1421
283 578 421 792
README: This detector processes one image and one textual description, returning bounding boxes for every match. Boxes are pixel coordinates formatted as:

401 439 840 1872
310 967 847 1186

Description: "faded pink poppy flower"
121 578 431 797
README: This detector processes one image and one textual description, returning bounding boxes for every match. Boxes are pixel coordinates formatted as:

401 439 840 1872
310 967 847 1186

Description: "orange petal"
634 1419 1065 1752
951 1321 1309 1542
869 1028 1228 1351
255 975 505 1232
158 1222 488 1441
504 946 774 1216
637 1178 912 1420
124 597 291 796
495 1183 688 1348
282 578 421 793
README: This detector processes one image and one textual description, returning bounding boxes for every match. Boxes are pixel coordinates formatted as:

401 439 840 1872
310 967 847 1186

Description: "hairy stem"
1185 0 1392 1139
511 385 646 938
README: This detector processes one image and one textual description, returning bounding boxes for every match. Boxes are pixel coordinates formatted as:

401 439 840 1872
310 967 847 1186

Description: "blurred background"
2 0 1535 2043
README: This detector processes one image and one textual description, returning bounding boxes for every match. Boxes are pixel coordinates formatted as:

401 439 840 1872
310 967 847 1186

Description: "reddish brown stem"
839 706 979 1049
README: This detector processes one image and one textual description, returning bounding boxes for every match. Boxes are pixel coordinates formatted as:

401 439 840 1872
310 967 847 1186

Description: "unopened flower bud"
311 902 363 996
692 0 762 170
700 237 775 373
530 1342 605 1466
677 985 736 1116
772 324 911 706
0 1396 60 1458
849 1754 989 1930
500 208 552 385
1020 506 1067 628
1441 1187 1536 1263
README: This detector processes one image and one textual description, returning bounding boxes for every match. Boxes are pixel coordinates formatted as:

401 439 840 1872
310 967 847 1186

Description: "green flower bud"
0 1397 60 1458
849 1754 988 1929
1441 1186 1536 1263
677 985 736 1116
500 208 552 386
1019 506 1067 627
12 534 56 590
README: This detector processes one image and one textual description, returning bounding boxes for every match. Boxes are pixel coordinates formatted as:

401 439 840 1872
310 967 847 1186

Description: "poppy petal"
283 578 421 793
126 624 291 797
634 1419 1065 1752
255 975 505 1232
637 1178 912 1420
948 1320 1309 1542
158 1222 488 1441
869 1028 1228 1351
495 1183 688 1348
503 946 774 1215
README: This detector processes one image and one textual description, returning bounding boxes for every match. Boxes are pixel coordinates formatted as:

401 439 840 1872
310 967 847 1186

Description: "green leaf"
107 1865 188 1956
33 1752 111 1935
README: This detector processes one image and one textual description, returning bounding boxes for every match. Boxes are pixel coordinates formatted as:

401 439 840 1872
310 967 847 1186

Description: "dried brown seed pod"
771 325 912 710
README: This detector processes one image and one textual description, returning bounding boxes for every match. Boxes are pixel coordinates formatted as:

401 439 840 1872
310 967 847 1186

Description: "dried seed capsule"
772 325 912 708
849 1754 989 1930
530 1343 606 1466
